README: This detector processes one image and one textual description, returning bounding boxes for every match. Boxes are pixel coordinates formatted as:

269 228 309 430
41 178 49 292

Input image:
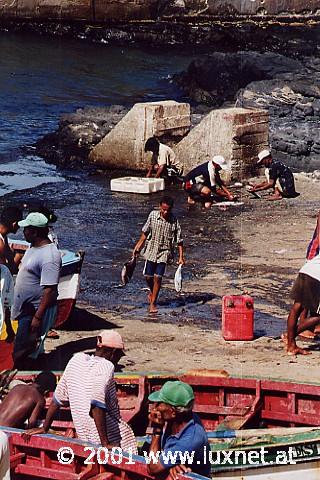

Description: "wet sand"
5 173 320 383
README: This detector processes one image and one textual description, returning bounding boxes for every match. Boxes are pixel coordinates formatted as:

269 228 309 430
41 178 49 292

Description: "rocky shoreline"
35 47 320 173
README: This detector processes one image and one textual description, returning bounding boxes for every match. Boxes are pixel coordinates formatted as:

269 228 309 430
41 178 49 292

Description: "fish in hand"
121 256 137 286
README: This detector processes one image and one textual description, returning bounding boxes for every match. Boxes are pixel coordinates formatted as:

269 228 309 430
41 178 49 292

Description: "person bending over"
248 149 299 201
184 156 234 209
0 371 56 429
145 137 183 180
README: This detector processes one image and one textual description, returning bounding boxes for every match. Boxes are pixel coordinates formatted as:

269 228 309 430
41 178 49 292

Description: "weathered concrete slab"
94 0 157 21
0 0 91 19
207 0 320 16
174 107 269 179
89 101 190 170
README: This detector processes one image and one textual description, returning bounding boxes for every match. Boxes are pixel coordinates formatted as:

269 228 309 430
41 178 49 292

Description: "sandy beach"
37 173 320 384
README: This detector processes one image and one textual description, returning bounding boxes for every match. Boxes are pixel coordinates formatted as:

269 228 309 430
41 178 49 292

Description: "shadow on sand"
18 307 123 371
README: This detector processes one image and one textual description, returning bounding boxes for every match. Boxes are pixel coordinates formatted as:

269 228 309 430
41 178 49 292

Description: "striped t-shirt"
54 352 137 453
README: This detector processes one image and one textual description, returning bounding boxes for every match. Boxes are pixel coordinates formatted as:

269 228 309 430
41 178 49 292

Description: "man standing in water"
133 197 185 314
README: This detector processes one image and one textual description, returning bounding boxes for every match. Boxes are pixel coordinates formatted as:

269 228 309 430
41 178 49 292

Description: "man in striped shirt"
24 330 137 453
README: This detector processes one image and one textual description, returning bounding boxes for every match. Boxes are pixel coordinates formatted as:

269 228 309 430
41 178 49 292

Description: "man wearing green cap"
12 212 62 365
147 380 210 478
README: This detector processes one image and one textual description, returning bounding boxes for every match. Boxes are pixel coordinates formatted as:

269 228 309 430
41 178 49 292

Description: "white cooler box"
110 177 165 194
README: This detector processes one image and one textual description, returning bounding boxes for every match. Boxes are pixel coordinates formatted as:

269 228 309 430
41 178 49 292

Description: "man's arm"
91 406 119 448
178 244 185 265
146 408 166 475
147 430 167 475
146 165 154 178
215 172 234 200
30 285 58 334
250 179 275 192
23 399 60 438
0 239 18 273
133 232 147 257
27 398 46 429
155 165 165 178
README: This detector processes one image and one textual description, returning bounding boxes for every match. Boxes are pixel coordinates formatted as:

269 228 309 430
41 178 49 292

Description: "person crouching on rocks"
184 156 234 209
248 149 299 201
145 137 183 180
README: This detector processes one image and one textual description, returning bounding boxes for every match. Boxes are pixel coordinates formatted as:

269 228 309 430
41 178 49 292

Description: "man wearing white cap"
24 330 137 453
184 156 234 208
248 149 299 201
12 212 62 366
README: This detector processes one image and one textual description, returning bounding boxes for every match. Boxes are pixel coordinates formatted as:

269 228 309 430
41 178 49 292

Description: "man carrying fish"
133 196 185 314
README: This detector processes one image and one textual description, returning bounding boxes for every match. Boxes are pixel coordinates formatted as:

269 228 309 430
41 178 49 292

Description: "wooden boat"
8 239 85 328
2 372 320 479
4 371 320 435
3 425 320 479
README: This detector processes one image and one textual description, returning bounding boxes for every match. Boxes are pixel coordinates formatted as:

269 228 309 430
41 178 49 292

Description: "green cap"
148 381 194 407
18 212 49 228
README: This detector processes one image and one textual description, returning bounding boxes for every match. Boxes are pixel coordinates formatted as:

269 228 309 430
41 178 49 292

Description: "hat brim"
18 220 31 227
148 390 163 402
18 219 48 228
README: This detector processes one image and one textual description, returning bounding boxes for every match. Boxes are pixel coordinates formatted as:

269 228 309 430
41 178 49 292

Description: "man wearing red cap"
24 330 137 453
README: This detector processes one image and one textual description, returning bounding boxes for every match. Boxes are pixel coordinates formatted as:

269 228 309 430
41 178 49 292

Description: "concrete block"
174 107 269 180
89 101 190 170
110 177 165 194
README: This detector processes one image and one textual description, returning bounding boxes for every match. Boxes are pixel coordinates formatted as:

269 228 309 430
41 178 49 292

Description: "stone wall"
175 107 269 179
89 101 190 170
1 0 320 22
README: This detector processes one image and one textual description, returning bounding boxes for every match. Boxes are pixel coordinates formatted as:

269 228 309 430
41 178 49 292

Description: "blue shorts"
143 260 166 278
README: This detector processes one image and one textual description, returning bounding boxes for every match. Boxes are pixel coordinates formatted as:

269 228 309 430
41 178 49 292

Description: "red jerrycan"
222 295 254 341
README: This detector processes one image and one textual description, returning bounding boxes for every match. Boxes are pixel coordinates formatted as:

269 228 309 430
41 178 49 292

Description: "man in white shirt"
285 255 320 355
24 330 137 453
145 137 182 179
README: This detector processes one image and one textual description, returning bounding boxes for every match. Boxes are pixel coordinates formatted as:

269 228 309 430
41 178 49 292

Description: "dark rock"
35 106 129 168
174 52 302 106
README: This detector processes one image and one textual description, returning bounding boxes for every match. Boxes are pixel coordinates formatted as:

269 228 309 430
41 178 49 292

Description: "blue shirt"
160 414 211 477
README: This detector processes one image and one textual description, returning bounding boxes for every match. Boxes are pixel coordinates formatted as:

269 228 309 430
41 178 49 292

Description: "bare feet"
47 329 59 339
149 304 158 314
187 197 196 205
287 346 311 356
266 193 282 201
298 330 315 340
281 333 312 355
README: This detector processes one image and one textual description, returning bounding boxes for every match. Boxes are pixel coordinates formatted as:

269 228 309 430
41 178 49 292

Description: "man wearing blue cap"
147 380 210 479
12 212 62 365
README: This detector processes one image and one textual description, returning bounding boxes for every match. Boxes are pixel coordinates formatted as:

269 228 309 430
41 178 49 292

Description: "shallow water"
1 31 233 321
